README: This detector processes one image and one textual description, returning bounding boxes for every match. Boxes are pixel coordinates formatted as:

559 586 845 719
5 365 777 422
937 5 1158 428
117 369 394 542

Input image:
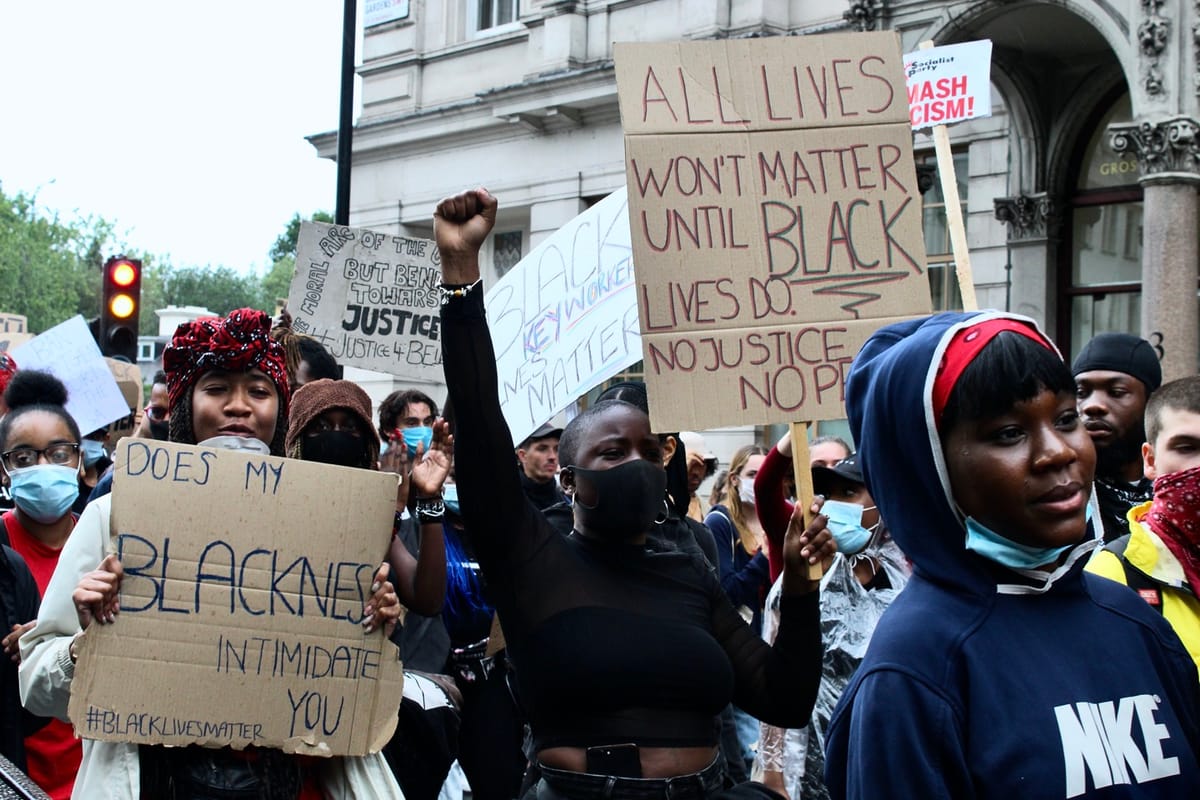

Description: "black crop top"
442 289 821 751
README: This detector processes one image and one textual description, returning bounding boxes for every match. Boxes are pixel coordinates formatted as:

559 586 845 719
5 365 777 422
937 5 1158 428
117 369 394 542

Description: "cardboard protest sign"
11 316 131 435
287 221 442 380
904 40 993 129
485 189 639 445
69 440 404 756
615 33 931 432
0 312 27 333
0 332 33 352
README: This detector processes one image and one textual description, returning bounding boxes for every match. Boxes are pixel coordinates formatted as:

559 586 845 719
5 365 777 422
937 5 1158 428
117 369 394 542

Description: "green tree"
259 257 295 312
263 211 332 312
162 265 264 316
0 186 115 332
270 210 333 263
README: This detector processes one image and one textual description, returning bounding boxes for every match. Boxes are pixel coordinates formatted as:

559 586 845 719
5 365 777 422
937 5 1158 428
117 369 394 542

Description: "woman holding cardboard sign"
436 187 833 799
19 309 404 799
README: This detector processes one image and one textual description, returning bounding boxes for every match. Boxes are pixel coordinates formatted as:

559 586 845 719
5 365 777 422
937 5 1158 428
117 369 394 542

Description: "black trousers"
456 662 528 800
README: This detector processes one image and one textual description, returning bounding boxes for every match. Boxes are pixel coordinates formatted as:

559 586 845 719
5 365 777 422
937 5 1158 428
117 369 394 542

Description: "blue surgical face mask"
81 439 107 468
443 483 460 515
9 464 80 523
964 517 1073 570
402 426 433 459
822 499 876 556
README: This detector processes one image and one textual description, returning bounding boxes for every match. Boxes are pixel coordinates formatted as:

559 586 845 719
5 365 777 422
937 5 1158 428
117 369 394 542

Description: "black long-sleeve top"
442 288 822 751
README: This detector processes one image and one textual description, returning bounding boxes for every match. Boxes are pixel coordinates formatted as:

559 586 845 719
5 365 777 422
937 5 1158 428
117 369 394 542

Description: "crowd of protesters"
0 186 1197 799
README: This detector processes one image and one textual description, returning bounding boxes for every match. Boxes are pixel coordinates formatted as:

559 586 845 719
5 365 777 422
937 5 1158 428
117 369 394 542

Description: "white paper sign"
904 40 993 129
287 222 442 381
484 189 640 446
11 316 131 434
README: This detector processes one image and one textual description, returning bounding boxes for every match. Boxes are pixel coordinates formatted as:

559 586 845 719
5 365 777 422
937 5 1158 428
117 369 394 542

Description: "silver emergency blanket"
754 534 909 799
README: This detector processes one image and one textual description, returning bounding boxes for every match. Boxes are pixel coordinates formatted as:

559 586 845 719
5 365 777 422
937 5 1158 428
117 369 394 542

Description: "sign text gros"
615 34 931 431
68 440 404 757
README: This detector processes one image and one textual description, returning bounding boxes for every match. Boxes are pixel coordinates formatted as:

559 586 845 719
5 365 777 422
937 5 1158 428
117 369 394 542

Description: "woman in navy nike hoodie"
824 312 1200 799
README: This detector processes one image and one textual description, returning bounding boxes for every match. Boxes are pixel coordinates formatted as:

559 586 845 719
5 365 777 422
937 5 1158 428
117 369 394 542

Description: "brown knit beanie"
285 379 381 466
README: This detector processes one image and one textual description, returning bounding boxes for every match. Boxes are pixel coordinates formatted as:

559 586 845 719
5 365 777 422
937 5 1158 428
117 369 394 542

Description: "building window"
493 231 523 276
137 341 155 362
918 151 968 311
478 0 518 30
1060 91 1143 359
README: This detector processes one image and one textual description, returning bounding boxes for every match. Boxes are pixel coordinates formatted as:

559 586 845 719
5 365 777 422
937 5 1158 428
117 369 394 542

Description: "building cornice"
1109 116 1200 180
994 193 1060 241
310 63 619 163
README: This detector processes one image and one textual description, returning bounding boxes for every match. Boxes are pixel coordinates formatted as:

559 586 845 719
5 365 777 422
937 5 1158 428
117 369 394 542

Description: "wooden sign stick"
789 421 825 580
919 40 979 312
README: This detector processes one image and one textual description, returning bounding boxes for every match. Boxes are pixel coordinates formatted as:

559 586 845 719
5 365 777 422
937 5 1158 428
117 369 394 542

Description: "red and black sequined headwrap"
163 308 291 417
0 353 17 398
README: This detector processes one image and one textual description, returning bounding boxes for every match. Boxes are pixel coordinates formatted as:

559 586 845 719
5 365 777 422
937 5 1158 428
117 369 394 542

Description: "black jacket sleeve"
440 290 550 583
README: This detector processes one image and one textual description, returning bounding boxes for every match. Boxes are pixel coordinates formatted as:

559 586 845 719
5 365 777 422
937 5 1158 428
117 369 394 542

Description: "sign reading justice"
287 221 442 379
615 33 931 431
69 440 404 756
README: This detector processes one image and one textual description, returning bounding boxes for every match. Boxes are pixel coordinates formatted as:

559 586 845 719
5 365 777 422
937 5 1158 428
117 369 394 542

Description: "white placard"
904 40 993 129
484 189 640 446
287 222 441 381
11 316 131 434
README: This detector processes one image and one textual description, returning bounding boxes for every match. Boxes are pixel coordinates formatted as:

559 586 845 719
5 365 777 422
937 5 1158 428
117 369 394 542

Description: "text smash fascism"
907 76 974 127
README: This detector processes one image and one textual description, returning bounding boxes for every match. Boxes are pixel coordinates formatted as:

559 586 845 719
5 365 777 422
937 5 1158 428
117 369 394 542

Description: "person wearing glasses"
0 370 83 800
20 309 405 798
136 370 170 441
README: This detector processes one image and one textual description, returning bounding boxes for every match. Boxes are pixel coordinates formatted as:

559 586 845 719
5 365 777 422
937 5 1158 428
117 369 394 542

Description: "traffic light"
100 256 141 362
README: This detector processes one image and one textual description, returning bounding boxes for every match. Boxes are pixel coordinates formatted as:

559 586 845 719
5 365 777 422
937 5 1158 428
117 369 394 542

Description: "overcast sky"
1 1 350 274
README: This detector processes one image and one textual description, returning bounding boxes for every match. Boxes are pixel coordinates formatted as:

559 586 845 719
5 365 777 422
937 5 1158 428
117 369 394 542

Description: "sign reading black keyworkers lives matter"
69 440 404 756
615 33 932 432
287 221 441 379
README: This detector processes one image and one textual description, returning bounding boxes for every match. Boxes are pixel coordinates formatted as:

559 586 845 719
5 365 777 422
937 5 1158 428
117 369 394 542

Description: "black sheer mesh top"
442 289 821 751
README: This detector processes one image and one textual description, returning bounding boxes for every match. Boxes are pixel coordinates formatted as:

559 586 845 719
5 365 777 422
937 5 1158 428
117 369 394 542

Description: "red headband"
163 308 290 415
931 318 1053 426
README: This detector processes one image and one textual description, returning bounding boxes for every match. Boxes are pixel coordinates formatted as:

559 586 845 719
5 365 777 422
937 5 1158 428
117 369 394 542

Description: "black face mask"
570 459 667 540
303 431 365 468
148 419 170 441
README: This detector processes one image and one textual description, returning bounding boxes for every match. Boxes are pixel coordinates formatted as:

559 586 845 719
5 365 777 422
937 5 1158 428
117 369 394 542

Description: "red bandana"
163 308 290 415
931 318 1054 427
1145 464 1200 592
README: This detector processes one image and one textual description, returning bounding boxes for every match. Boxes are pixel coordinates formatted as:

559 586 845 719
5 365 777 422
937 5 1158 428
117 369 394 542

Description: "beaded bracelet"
439 279 482 305
415 496 446 523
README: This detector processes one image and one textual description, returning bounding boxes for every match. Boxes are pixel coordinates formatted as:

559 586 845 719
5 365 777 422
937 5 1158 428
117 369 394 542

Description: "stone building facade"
310 0 1200 389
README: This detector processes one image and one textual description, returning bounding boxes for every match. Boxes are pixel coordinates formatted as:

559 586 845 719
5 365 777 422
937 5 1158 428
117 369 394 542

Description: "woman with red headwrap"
18 309 404 798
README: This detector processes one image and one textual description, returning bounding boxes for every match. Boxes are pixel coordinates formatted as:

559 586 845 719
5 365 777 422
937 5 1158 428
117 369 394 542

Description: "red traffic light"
110 260 138 288
100 256 142 361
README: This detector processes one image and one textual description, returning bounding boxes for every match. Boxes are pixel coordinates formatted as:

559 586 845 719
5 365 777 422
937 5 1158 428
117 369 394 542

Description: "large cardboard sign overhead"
904 40 993 129
287 221 442 380
69 440 404 756
615 34 931 431
11 315 131 435
485 189 639 446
